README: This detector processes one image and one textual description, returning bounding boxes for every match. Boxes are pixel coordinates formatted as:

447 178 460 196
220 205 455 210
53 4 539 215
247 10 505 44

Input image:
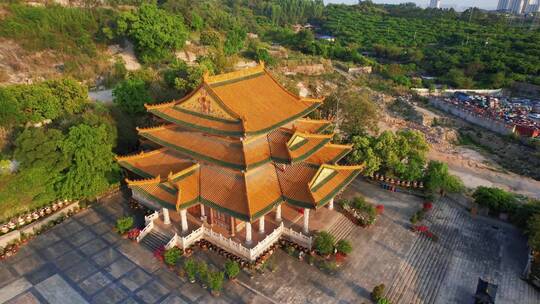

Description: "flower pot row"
371 174 424 188
0 201 69 234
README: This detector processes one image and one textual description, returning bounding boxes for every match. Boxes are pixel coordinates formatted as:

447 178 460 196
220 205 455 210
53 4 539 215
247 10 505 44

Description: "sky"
325 0 497 10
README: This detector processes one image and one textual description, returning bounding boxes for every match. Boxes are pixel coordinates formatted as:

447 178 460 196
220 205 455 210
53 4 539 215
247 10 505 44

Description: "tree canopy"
348 130 429 180
117 3 188 63
112 77 152 114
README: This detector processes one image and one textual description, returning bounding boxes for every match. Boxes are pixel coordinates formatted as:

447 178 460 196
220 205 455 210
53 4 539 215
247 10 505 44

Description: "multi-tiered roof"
118 63 363 222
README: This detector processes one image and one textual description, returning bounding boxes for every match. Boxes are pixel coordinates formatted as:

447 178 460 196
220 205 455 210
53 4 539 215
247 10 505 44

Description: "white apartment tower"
510 0 526 13
429 0 441 9
497 0 511 10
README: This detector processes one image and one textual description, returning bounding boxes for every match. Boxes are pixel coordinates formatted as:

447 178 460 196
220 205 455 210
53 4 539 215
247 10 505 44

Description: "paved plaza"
0 193 267 304
1 181 539 303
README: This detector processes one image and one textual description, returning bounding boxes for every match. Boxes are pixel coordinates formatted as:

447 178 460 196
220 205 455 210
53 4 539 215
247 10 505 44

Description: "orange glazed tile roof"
127 177 178 209
120 63 364 221
148 106 243 136
290 119 331 134
305 144 352 165
116 148 196 178
286 132 333 163
145 64 323 137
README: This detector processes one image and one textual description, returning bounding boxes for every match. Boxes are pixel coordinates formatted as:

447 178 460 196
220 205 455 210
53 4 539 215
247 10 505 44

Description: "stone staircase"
327 212 357 243
140 229 171 252
385 198 466 304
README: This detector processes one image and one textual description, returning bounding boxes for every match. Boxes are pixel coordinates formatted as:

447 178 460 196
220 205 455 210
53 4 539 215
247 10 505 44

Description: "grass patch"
455 130 494 154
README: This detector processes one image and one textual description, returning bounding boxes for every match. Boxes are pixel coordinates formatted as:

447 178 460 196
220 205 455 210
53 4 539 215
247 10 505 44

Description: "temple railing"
248 222 283 260
158 222 309 260
203 226 252 258
145 211 159 226
137 219 154 243
165 233 179 250
283 226 312 249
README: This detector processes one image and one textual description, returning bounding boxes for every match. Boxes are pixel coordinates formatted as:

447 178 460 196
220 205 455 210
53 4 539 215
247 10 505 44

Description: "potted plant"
371 284 385 302
313 231 335 257
197 261 208 288
184 258 197 283
224 260 240 280
115 216 134 236
208 271 225 297
164 247 182 269
335 240 353 256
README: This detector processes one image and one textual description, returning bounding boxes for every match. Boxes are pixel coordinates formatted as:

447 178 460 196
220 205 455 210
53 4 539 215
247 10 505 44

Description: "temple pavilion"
117 63 363 260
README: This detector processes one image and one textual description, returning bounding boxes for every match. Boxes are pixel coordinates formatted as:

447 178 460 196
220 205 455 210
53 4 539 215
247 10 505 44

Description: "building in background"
510 0 526 13
500 0 540 14
429 0 441 9
525 0 540 13
497 0 511 10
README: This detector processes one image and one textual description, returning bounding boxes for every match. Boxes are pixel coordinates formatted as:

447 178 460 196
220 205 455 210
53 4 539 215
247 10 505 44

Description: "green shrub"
196 260 208 284
314 231 335 255
224 260 240 280
335 240 352 255
473 186 518 214
184 258 197 282
208 271 225 293
115 216 133 234
371 284 385 301
377 298 392 304
164 247 182 266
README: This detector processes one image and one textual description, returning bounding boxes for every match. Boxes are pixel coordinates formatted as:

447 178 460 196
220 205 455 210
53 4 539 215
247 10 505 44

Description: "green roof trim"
244 103 321 137
310 170 338 192
288 137 308 151
290 137 332 164
149 109 244 137
118 161 154 179
199 197 251 222
177 197 199 210
169 168 197 183
173 106 240 124
141 133 246 170
331 148 352 164
209 71 265 87
315 169 362 208
132 186 175 209
158 183 178 196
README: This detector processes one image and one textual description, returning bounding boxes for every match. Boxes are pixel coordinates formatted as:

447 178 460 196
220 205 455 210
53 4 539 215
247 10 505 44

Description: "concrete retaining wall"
430 99 515 136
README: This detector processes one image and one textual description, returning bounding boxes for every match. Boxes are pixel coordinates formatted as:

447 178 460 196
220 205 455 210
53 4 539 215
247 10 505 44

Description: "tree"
313 231 335 255
163 60 203 96
472 187 517 214
200 30 221 47
424 160 464 196
190 12 204 31
59 124 114 200
340 90 380 137
14 128 67 171
45 78 88 115
0 88 23 127
224 26 246 56
348 136 381 175
117 3 188 63
113 77 151 114
528 213 540 251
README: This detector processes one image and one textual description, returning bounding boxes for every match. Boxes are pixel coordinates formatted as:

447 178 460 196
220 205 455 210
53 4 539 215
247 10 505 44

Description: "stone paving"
0 193 267 304
1 180 539 304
